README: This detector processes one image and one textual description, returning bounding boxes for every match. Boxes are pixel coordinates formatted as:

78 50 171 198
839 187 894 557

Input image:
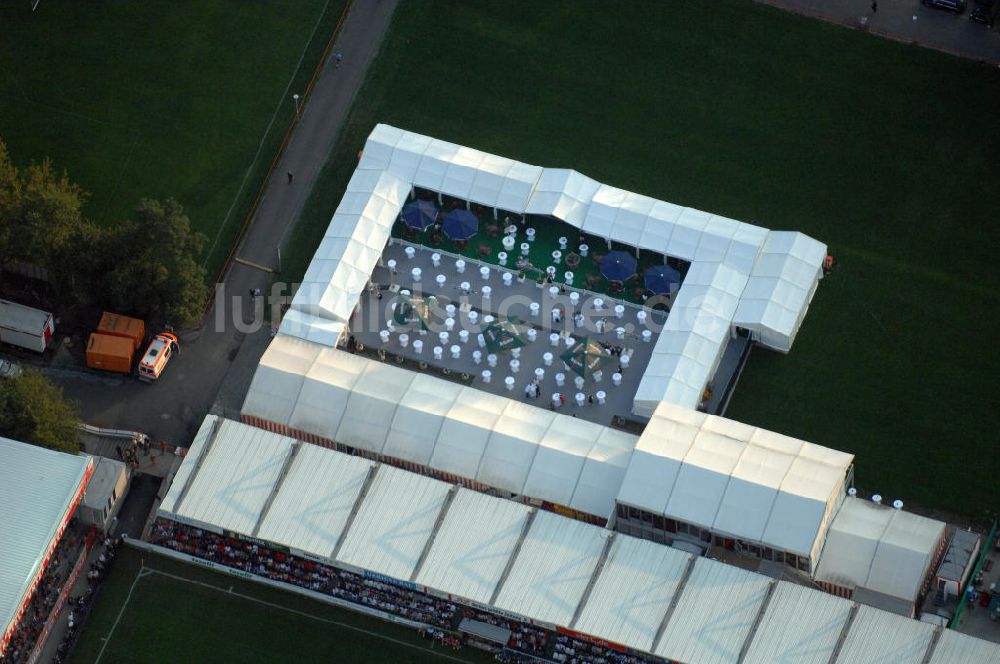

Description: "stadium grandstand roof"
835 605 936 664
571 535 690 652
0 437 92 653
155 417 999 664
741 581 853 664
492 510 608 627
414 489 532 604
617 401 854 564
653 557 772 664
814 496 947 607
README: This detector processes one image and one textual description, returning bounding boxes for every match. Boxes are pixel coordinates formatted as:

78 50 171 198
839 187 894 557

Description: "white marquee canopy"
617 401 854 565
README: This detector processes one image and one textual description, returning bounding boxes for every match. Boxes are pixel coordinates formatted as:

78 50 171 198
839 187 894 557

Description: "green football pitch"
284 0 1000 519
0 0 345 279
70 547 492 664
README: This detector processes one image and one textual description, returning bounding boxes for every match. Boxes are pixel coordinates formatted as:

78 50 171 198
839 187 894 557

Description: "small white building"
78 456 129 534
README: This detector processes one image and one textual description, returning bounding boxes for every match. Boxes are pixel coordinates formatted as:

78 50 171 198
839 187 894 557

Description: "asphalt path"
47 0 399 448
760 0 1000 64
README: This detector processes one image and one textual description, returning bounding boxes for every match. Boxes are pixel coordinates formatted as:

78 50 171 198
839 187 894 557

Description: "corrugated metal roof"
254 444 375 559
0 436 91 639
834 605 934 664
742 581 852 664
655 557 772 664
164 418 295 534
335 465 450 582
573 535 691 651
493 510 607 627
929 628 1000 663
415 489 531 604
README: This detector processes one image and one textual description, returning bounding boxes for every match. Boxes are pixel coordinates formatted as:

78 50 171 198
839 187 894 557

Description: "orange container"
86 333 134 373
96 312 145 351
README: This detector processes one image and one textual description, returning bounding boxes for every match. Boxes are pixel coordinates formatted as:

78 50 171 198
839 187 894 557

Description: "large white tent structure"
614 401 854 573
814 496 947 616
271 124 828 417
1 437 93 657
156 417 997 664
243 334 638 521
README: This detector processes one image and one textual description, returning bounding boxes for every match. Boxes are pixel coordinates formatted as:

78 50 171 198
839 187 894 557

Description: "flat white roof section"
414 489 532 605
834 605 935 664
335 465 451 582
493 510 607 627
572 535 692 652
161 418 295 535
0 299 51 334
928 628 1000 663
742 581 852 664
654 557 772 664
254 444 375 558
815 497 946 604
0 437 91 646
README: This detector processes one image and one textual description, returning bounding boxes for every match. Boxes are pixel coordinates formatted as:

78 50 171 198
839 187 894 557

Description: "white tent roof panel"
655 557 772 664
255 445 375 559
815 498 945 602
335 465 450 582
166 419 295 535
428 389 506 479
415 489 532 605
242 336 318 427
573 535 692 651
0 437 91 640
278 310 345 347
493 510 606 627
383 375 463 466
287 345 365 439
742 581 852 664
834 605 934 664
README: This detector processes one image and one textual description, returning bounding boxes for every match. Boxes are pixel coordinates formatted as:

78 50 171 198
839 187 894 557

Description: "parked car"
0 358 22 378
922 0 967 12
970 2 995 24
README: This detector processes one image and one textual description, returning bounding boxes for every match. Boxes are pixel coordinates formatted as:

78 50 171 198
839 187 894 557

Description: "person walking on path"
335 52 343 68
287 171 293 184
871 1 877 13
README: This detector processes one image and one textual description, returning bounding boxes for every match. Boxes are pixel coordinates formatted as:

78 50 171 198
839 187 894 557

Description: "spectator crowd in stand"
0 523 108 664
149 519 661 664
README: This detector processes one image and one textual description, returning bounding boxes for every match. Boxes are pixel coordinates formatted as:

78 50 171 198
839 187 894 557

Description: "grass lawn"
0 0 345 280
70 547 491 664
284 0 1000 519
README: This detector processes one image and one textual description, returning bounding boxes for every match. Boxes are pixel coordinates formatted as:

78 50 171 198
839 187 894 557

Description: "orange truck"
86 333 134 373
96 312 145 352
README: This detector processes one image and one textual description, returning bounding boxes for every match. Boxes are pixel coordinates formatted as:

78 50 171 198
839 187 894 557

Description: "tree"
101 198 209 326
0 138 90 289
0 370 80 454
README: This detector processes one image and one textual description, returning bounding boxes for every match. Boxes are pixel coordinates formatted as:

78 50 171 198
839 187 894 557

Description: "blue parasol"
401 200 438 231
600 250 638 283
644 264 681 294
442 209 479 241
